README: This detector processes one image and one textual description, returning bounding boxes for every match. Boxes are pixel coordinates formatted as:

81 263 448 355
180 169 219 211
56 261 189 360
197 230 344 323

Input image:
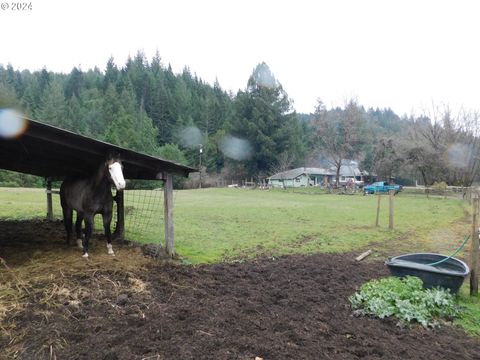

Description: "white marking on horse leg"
76 238 83 249
82 252 89 258
107 243 115 256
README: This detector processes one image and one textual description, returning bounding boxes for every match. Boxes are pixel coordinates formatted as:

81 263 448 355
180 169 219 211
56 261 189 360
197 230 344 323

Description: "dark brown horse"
60 158 126 258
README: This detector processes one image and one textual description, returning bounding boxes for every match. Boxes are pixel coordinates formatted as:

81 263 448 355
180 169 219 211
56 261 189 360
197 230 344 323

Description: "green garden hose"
425 235 471 266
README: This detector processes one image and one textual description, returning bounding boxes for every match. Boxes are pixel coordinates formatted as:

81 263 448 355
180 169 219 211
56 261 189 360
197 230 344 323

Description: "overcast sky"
1 0 479 116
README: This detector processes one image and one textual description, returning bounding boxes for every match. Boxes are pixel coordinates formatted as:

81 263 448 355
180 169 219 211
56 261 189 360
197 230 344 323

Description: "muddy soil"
1 220 479 359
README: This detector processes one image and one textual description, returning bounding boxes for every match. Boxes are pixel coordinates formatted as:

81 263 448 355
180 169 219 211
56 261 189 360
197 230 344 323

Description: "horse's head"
107 159 126 191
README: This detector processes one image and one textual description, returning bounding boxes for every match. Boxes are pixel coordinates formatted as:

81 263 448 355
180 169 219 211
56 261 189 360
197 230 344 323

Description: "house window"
295 177 301 182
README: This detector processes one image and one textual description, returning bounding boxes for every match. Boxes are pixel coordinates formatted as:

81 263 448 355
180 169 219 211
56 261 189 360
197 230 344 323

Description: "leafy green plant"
349 276 461 327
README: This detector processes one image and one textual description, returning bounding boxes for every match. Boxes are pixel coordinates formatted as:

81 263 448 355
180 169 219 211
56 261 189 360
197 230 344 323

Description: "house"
268 161 369 188
268 167 335 188
335 161 370 186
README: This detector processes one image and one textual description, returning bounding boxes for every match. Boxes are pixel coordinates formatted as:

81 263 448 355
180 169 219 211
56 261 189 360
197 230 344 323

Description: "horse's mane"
90 161 107 189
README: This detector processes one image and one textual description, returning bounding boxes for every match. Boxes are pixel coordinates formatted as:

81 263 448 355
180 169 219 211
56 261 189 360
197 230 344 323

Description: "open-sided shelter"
0 117 197 257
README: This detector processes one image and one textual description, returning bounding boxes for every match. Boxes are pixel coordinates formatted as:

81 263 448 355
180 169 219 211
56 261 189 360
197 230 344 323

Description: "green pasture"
0 188 56 220
0 187 471 263
1 186 478 334
173 188 470 264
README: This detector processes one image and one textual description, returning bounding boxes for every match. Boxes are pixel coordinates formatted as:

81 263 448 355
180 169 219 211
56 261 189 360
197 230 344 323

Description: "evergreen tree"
102 83 122 130
38 68 51 92
81 88 105 139
0 81 19 108
104 82 158 154
64 67 84 99
157 143 188 164
37 78 71 130
20 73 43 117
103 57 119 91
66 94 84 133
127 51 150 106
84 67 103 90
233 62 304 177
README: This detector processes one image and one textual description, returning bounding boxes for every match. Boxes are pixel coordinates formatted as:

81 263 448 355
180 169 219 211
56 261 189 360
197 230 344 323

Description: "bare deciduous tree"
403 104 480 187
313 98 367 186
269 152 295 189
372 137 404 180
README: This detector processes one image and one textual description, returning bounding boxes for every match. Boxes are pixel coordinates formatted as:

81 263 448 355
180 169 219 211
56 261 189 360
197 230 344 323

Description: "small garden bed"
350 276 461 327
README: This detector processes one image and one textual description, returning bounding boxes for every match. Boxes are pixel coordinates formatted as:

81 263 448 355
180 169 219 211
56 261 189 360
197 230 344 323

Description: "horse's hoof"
107 244 115 256
82 253 89 258
76 239 83 249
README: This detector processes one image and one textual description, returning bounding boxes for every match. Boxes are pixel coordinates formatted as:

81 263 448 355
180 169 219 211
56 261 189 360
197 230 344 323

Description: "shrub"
432 181 448 190
349 276 461 327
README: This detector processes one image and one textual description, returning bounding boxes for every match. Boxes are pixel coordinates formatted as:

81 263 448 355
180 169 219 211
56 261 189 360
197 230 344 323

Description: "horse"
60 158 126 258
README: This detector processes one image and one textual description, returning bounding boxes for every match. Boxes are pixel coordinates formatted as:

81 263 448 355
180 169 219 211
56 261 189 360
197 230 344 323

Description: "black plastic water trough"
385 253 470 294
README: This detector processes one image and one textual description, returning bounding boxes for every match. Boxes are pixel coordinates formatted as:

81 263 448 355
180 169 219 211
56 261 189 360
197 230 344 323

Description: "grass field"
0 186 479 335
0 187 471 263
175 188 471 263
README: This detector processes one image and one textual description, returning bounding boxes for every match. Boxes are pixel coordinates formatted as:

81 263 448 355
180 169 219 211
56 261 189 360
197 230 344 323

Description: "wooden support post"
164 173 175 258
375 194 381 227
114 189 125 240
389 190 394 230
470 198 479 296
46 178 53 221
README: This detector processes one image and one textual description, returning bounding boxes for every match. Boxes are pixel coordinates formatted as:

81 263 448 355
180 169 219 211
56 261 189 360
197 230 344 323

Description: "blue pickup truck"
363 181 403 195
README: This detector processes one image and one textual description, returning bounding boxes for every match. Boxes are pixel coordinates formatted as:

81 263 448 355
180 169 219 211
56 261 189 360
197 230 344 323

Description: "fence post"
375 194 381 227
46 178 53 221
470 198 479 296
164 173 175 258
389 190 395 230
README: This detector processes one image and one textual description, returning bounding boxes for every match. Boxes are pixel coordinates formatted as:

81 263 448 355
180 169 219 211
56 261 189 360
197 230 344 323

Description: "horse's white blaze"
107 243 115 256
109 162 126 190
76 238 83 249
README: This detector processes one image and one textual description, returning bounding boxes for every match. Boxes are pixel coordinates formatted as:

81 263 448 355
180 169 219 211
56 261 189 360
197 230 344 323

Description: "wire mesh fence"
110 189 165 244
35 187 166 245
64 186 166 247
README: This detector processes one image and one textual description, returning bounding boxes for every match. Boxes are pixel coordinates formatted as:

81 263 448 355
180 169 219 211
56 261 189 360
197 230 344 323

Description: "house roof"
0 117 197 180
269 167 334 180
269 163 370 180
337 164 369 177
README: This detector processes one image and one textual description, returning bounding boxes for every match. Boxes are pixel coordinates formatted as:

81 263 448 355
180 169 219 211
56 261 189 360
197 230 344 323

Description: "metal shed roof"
0 117 197 180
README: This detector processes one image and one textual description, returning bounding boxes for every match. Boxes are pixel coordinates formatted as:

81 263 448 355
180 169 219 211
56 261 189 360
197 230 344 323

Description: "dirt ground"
1 220 480 360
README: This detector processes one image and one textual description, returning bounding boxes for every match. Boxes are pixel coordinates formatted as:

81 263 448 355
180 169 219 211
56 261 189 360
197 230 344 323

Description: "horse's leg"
103 210 115 256
62 207 73 245
82 214 94 258
75 212 84 249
